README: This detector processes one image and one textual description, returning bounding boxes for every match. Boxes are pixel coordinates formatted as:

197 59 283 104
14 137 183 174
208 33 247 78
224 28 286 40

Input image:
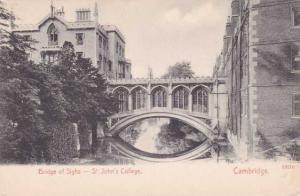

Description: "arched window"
172 86 189 110
152 86 167 108
114 88 129 113
132 87 147 110
192 87 208 113
47 24 58 46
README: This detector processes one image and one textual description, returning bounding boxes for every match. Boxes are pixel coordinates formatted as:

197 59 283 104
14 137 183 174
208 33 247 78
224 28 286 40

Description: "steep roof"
102 25 125 43
13 14 98 32
14 14 65 32
12 9 125 42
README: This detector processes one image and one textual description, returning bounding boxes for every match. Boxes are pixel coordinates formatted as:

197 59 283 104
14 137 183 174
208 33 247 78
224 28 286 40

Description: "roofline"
13 11 127 42
106 30 125 43
13 26 97 32
13 30 39 33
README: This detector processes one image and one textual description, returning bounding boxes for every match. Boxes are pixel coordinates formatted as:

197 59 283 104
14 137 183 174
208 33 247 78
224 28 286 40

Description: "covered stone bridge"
107 77 215 125
99 77 228 162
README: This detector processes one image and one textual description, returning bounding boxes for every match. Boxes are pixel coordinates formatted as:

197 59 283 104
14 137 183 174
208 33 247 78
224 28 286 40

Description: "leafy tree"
155 119 206 154
32 63 78 163
0 0 116 162
0 2 75 163
51 41 118 157
161 61 195 79
0 50 50 163
0 2 52 163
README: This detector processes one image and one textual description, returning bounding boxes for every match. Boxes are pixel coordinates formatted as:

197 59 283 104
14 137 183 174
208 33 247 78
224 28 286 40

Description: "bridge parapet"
108 76 214 85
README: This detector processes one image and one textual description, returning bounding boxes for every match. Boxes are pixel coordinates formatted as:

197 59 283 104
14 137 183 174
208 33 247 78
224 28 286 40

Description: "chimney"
10 10 16 30
50 4 55 18
223 17 233 55
94 2 99 23
76 8 91 21
55 6 65 17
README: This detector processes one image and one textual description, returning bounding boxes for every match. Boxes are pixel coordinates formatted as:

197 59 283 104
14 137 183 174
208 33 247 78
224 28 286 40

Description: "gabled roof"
13 14 97 32
37 14 68 28
13 12 126 41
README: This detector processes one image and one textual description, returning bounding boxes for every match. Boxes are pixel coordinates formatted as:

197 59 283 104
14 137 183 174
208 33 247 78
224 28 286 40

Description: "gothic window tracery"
152 87 167 108
115 88 129 113
132 87 147 110
172 86 189 110
47 24 58 46
192 87 208 113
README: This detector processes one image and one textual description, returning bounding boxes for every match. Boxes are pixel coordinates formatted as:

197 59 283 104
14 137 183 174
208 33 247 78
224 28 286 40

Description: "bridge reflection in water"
102 111 215 163
119 117 207 155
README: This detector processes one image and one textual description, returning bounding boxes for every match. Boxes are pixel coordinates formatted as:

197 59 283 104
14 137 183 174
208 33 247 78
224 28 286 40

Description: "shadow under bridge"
104 111 217 162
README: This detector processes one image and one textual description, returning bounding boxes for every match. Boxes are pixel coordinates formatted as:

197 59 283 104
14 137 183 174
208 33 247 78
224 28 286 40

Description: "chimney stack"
94 2 99 23
55 6 65 17
223 16 233 54
76 8 91 21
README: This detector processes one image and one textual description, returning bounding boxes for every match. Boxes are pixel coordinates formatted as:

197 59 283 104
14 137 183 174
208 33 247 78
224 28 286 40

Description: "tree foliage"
155 119 206 154
51 41 118 124
161 61 195 79
0 1 117 163
0 2 51 163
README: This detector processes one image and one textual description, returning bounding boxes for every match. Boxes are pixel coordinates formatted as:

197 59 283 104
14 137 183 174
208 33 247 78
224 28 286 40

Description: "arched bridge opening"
105 111 216 162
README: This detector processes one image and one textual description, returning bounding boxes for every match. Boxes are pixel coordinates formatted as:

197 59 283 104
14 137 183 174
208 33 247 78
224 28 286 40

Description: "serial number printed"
282 164 296 170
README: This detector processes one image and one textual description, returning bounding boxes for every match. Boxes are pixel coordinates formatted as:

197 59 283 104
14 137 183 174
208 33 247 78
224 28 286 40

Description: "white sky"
5 0 231 78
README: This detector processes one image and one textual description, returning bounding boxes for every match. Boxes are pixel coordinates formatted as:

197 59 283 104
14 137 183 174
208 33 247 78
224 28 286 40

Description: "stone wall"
252 0 300 157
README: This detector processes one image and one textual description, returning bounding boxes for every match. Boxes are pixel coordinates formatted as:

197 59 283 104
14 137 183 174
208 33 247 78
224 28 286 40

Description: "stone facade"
214 0 300 159
12 4 132 79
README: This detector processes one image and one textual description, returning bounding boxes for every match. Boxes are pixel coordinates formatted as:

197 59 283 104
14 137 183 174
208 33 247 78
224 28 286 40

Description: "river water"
119 117 207 155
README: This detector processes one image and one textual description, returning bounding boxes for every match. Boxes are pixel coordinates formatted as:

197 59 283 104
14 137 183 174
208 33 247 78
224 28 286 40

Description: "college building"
12 3 132 79
214 0 300 159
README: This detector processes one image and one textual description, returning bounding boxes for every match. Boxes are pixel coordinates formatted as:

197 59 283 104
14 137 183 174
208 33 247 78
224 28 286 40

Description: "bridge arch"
107 111 215 162
106 137 212 162
108 111 215 140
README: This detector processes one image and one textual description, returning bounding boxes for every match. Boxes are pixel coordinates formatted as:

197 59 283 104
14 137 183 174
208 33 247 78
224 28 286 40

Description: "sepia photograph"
0 0 299 195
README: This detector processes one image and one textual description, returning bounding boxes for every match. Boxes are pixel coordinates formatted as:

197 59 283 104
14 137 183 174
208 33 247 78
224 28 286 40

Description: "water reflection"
119 118 207 154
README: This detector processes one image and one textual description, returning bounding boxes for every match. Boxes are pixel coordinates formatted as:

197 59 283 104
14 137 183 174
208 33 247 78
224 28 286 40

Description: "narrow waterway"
119 117 207 155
